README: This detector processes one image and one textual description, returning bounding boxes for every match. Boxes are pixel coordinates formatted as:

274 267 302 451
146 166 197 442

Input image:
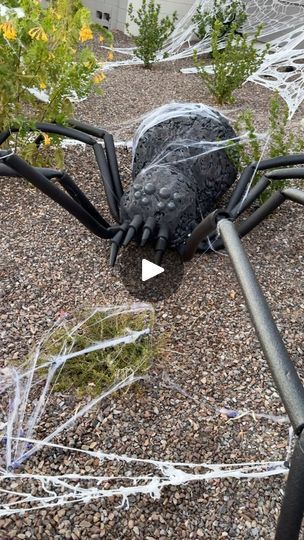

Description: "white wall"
41 1 195 33
126 0 194 34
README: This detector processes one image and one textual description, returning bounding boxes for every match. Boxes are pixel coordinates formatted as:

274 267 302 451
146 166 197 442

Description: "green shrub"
126 0 177 69
38 308 156 397
0 0 112 166
192 0 247 41
235 92 304 200
194 20 269 104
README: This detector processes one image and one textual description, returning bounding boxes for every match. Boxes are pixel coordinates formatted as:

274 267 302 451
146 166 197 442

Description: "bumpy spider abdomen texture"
120 104 238 245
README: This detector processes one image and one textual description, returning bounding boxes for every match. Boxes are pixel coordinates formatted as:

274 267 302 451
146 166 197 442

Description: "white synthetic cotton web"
132 102 224 153
0 303 154 470
0 302 292 517
103 0 304 117
248 25 304 118
130 102 267 185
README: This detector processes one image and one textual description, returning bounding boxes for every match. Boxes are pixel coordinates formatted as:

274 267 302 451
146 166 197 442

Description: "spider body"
120 104 238 248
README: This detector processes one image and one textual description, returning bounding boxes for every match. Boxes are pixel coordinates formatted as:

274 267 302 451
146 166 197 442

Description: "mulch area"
0 30 303 540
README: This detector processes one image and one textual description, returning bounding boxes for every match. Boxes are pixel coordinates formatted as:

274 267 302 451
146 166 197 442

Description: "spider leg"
0 121 123 224
109 220 129 266
0 163 111 230
227 153 304 215
0 150 115 240
154 225 169 266
69 119 123 201
180 166 304 259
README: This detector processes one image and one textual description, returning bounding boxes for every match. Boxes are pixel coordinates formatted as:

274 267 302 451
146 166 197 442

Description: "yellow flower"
39 81 47 89
28 26 48 42
0 22 17 40
43 133 51 146
107 51 114 61
93 72 106 84
79 25 93 43
99 35 104 43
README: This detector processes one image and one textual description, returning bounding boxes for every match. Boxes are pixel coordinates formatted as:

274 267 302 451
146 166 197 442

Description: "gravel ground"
0 31 304 540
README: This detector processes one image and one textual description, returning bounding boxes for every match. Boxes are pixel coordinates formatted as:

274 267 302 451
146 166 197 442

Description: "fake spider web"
0 303 292 516
104 0 304 118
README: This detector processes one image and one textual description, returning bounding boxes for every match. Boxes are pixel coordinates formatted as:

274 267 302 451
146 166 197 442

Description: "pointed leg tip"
109 243 119 267
154 252 163 266
122 228 135 247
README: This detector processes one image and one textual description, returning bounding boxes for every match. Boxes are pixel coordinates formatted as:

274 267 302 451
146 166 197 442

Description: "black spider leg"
110 220 129 267
227 154 304 216
195 154 304 253
0 162 111 230
68 119 123 204
179 171 304 260
180 208 304 539
0 150 115 240
154 225 169 266
0 122 122 223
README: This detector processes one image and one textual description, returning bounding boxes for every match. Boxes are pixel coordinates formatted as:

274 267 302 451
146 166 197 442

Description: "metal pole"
275 430 304 540
218 219 304 434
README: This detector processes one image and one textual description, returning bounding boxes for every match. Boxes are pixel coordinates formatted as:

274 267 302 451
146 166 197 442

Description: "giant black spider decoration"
0 103 303 267
0 104 304 540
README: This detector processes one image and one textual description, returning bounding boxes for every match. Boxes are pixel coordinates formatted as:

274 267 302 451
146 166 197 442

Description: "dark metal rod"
275 430 304 540
218 219 304 433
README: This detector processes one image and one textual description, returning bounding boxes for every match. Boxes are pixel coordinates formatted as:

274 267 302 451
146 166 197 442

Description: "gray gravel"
0 30 304 540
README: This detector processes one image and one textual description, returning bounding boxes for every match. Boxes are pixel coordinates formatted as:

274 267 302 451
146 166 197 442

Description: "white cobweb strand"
0 302 291 516
0 437 287 517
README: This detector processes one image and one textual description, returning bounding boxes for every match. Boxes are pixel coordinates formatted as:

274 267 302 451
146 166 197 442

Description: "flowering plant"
0 0 113 165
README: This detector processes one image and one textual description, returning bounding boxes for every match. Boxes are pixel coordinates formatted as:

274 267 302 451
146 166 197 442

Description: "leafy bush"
194 20 269 104
0 0 112 166
235 92 304 200
127 0 177 69
192 0 247 41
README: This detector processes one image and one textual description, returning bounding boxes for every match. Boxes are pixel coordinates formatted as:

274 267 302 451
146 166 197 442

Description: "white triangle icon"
142 259 164 282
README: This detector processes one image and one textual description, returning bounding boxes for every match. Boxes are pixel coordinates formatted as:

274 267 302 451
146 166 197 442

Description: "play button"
112 243 184 302
142 259 164 281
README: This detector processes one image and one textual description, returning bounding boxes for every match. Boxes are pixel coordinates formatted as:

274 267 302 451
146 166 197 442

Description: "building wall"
81 0 195 33
126 0 194 33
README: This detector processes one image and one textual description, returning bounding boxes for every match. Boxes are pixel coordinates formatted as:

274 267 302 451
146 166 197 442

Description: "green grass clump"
38 308 156 397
